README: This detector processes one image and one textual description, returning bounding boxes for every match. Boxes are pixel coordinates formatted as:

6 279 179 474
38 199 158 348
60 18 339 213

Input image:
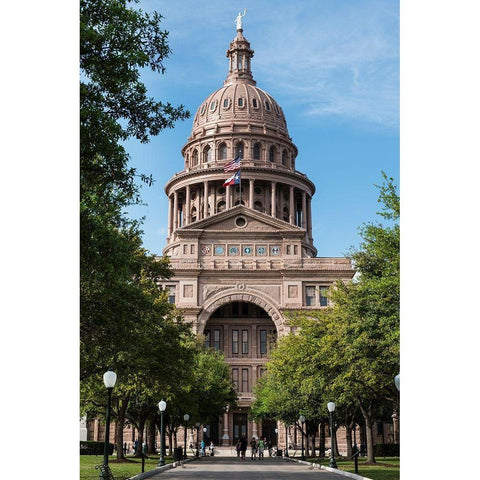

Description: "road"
145 456 349 479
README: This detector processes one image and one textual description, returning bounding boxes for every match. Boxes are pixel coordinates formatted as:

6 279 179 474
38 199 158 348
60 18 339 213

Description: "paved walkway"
144 456 349 479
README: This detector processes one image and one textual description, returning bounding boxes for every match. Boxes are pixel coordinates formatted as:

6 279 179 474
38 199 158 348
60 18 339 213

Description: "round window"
254 186 262 195
235 216 247 228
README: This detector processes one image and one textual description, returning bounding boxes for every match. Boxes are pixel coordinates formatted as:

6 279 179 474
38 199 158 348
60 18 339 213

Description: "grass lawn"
307 456 400 480
80 454 174 480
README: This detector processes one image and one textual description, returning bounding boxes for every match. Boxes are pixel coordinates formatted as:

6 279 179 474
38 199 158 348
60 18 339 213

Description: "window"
210 100 217 111
204 330 211 349
305 286 316 306
269 146 275 162
223 98 230 108
203 145 212 163
165 285 176 304
238 97 244 107
254 201 263 212
218 143 227 160
192 150 199 166
241 368 249 392
265 100 271 111
232 330 239 354
235 142 244 159
252 98 258 108
232 368 239 391
320 287 329 306
253 143 261 160
213 329 221 351
260 330 267 355
217 200 226 212
242 330 249 354
282 150 287 166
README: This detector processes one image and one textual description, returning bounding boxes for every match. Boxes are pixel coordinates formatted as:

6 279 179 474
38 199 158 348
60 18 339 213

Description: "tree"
80 0 189 380
252 173 399 463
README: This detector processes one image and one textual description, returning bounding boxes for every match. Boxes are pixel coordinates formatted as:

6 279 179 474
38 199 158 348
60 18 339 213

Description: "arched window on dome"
217 200 226 213
203 145 212 163
192 150 199 166
269 146 276 163
253 143 261 160
218 143 227 160
235 142 244 159
282 150 287 166
254 201 263 212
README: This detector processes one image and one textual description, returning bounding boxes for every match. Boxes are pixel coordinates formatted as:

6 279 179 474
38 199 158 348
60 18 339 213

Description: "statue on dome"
235 9 247 30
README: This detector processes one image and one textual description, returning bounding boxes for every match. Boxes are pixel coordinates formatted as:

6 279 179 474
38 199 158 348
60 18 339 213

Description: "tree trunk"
115 397 129 460
359 403 376 463
346 423 353 459
319 421 325 459
147 416 156 454
136 418 146 457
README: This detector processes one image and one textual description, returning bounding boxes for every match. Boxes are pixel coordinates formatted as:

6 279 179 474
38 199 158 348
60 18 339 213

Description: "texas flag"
223 170 241 187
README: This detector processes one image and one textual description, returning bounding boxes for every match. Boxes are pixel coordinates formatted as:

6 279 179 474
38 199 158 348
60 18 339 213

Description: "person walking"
240 434 247 460
250 437 257 460
236 440 241 458
258 437 265 460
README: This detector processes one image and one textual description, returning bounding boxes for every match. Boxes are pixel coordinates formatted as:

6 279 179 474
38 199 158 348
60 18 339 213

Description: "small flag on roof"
223 170 241 187
223 155 241 173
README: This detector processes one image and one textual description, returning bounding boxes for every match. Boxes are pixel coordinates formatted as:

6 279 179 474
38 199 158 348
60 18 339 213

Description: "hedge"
374 443 400 456
80 440 114 455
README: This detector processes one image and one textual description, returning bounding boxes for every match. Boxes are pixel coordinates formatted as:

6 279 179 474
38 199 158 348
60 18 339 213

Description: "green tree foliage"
252 173 399 463
80 0 189 380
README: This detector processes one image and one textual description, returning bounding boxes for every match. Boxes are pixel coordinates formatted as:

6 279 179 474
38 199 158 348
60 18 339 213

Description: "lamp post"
183 414 190 459
102 369 117 475
195 423 200 457
158 400 166 467
327 402 337 469
299 415 305 461
394 373 400 444
284 425 289 457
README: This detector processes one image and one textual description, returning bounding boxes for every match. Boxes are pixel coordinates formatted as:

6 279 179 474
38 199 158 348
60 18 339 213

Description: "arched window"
253 143 261 160
192 150 199 166
218 143 227 160
282 150 287 166
217 200 226 212
191 206 197 223
203 145 212 163
269 146 275 163
235 142 244 159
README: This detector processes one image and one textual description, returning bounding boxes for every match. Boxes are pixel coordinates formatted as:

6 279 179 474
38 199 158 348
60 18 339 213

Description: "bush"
374 443 400 456
80 440 114 455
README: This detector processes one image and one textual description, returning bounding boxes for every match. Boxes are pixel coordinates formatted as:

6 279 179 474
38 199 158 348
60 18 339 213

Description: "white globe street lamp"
327 402 337 469
158 400 167 466
101 369 117 476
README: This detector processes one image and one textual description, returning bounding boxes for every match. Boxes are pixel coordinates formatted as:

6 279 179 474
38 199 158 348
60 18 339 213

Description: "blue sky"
126 0 399 257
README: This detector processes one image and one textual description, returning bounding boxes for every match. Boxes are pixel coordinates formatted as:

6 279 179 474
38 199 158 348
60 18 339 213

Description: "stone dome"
192 83 289 137
190 29 289 139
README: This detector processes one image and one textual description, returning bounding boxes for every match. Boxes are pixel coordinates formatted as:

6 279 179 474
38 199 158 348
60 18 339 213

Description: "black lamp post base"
329 458 337 469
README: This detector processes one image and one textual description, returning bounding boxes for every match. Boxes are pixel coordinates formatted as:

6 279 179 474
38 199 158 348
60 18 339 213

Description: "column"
204 181 209 218
222 412 230 446
271 181 277 218
249 179 254 209
226 185 231 209
289 186 294 224
252 420 259 441
301 191 307 229
173 190 179 230
167 195 173 238
185 185 191 225
307 195 312 240
212 183 217 214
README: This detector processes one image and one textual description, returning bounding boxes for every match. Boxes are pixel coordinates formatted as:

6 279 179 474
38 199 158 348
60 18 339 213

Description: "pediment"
178 205 305 235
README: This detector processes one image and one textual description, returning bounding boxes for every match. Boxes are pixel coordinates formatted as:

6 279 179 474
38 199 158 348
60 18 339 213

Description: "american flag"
223 155 241 173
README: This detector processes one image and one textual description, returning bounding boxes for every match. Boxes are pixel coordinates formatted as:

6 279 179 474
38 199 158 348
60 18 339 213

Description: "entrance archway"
202 300 278 445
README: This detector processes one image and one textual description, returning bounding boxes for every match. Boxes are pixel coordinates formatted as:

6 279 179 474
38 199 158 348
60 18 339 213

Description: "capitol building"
158 22 355 447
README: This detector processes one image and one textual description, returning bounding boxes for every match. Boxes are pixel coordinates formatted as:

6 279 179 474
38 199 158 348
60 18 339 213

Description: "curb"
284 458 373 480
127 457 196 480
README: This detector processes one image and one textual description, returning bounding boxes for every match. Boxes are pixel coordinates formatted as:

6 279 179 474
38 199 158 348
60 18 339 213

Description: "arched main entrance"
202 300 278 445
